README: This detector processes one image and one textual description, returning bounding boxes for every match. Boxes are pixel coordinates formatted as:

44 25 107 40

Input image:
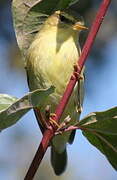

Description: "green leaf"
0 94 17 112
12 0 46 57
79 107 117 135
83 131 117 170
12 0 79 57
56 0 79 9
79 107 117 170
0 86 54 130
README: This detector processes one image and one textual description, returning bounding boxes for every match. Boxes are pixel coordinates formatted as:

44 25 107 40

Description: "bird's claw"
49 114 61 129
71 63 83 80
45 106 72 132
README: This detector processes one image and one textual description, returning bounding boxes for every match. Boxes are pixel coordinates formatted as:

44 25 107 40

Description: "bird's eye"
59 15 67 22
59 15 73 25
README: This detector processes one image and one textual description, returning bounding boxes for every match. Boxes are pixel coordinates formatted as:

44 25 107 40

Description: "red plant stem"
24 0 111 179
24 130 54 180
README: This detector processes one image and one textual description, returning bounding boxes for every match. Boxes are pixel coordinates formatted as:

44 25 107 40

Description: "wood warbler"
26 10 86 175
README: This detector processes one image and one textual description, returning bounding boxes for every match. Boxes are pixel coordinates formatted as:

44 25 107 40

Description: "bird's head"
45 10 88 32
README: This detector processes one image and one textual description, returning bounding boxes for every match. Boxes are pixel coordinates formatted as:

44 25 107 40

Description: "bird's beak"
73 23 88 31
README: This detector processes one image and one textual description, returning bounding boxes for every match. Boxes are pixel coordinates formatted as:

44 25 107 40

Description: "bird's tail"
51 146 67 176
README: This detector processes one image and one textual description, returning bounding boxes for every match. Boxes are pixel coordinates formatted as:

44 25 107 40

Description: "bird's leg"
45 105 61 129
77 77 84 115
49 110 71 131
34 107 51 130
49 114 61 128
71 63 84 80
72 63 84 114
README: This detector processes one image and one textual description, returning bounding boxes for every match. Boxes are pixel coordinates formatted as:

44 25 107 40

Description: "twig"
24 0 111 179
24 130 54 180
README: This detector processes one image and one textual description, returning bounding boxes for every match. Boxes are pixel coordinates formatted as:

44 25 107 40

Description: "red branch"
24 0 111 179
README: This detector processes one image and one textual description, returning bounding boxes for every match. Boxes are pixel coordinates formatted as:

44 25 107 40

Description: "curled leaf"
0 86 54 130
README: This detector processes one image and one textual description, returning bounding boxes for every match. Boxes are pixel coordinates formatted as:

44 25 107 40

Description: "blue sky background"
0 1 117 180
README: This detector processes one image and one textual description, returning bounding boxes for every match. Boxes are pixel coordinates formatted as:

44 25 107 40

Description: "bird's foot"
49 114 72 135
49 113 61 128
45 106 72 132
45 106 61 129
71 63 83 80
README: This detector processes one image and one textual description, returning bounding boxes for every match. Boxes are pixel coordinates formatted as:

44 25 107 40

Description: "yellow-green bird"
26 10 86 175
